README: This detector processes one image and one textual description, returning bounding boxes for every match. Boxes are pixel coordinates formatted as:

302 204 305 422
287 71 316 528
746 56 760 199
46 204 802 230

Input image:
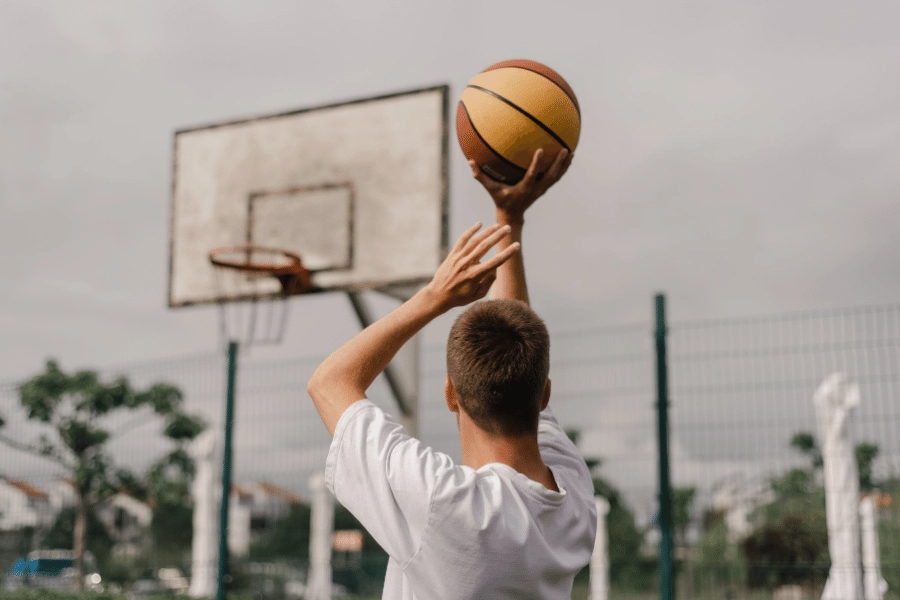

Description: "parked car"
4 549 103 592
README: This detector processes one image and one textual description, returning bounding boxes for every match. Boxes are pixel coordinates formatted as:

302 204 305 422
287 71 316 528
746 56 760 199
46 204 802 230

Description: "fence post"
654 294 674 600
217 341 238 600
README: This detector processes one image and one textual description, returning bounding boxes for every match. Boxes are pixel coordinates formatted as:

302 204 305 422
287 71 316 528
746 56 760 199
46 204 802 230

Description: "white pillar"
590 496 611 600
305 472 334 600
227 496 251 558
860 495 887 600
188 431 218 598
815 373 864 600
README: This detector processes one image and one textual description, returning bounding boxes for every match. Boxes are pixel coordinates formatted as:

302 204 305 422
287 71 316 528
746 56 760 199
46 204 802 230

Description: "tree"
854 443 879 491
744 432 886 592
742 431 829 590
742 509 829 589
694 513 746 592
0 360 204 590
790 433 881 491
43 507 114 569
790 432 822 470
672 487 696 549
250 503 313 562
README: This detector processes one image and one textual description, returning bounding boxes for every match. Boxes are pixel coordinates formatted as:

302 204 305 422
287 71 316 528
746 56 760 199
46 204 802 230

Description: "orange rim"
208 245 306 276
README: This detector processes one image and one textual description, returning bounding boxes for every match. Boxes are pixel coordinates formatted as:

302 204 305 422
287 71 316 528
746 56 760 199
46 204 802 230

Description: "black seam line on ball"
466 85 571 152
459 101 528 175
498 66 581 117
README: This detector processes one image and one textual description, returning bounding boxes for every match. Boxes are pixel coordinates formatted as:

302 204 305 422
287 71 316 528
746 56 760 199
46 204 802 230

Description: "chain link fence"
0 301 898 599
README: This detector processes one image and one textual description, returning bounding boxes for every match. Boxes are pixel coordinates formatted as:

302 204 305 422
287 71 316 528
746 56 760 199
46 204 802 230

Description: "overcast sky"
2 0 899 382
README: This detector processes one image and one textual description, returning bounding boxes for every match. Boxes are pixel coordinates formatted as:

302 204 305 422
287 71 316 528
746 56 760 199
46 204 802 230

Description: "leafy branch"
0 359 205 590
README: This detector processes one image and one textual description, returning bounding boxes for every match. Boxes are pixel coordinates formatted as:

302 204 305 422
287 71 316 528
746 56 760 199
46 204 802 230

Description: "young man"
307 148 597 599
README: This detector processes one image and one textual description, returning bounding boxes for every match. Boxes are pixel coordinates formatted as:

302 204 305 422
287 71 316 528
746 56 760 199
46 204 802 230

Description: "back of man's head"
446 299 550 437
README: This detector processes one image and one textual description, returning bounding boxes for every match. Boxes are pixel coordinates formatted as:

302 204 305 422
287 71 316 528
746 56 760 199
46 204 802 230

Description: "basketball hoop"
208 245 315 296
207 245 315 346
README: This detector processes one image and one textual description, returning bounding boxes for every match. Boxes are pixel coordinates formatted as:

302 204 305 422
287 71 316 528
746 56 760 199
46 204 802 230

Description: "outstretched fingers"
472 241 520 278
460 223 509 264
451 222 484 254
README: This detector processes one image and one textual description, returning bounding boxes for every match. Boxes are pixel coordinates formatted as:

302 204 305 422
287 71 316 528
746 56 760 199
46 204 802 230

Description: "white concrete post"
188 431 218 598
860 495 887 600
590 496 611 600
815 373 864 600
305 472 334 600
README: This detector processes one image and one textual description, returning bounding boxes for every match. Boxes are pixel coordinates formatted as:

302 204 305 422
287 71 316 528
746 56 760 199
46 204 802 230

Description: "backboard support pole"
654 294 674 600
347 292 419 437
217 341 238 600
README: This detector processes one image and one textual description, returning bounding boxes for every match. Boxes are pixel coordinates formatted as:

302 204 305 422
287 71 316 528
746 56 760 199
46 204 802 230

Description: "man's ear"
539 379 551 411
445 375 459 413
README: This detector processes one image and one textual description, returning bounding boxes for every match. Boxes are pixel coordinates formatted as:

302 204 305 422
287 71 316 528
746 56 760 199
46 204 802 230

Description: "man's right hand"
469 148 573 223
424 222 519 312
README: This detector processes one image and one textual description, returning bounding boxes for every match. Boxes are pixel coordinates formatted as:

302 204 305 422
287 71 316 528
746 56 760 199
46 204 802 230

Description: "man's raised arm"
307 223 519 436
469 149 573 305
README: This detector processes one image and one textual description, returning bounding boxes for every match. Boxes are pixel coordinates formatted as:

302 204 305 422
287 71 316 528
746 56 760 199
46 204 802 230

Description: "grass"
0 592 177 600
0 585 632 600
0 583 811 600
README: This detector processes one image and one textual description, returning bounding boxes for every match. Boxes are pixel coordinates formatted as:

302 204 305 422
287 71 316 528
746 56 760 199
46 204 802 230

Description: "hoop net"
208 245 314 346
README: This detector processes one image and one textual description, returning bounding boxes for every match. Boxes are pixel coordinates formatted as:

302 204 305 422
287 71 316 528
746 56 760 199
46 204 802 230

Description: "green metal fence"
666 302 900 600
0 299 898 599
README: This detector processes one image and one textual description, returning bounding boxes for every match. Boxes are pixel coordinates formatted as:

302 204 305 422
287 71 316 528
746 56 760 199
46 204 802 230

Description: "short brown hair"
446 299 550 436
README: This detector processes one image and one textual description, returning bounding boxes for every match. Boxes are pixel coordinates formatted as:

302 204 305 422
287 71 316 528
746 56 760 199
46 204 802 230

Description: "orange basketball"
457 59 580 184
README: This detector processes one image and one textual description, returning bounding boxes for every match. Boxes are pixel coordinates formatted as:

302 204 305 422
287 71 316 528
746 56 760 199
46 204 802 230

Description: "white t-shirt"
325 399 598 600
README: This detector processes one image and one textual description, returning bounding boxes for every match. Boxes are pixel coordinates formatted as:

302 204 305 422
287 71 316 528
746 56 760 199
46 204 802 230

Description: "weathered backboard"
169 86 449 307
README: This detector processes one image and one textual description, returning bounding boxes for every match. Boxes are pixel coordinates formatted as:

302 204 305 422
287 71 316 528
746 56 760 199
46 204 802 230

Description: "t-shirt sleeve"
537 406 593 489
324 400 455 566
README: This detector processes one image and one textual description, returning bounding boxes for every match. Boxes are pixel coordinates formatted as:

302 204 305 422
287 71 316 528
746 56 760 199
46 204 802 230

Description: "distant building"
0 476 310 562
0 479 54 567
711 475 775 542
225 482 307 557
0 477 157 559
45 479 77 517
0 479 53 532
249 482 306 531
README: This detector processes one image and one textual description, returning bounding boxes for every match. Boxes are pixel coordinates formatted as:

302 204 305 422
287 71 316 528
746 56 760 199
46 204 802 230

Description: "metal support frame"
347 291 420 437
217 341 238 600
654 294 673 600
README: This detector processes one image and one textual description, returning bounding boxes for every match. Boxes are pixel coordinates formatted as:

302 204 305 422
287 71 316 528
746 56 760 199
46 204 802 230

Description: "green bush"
590 476 657 591
742 495 829 589
880 506 900 600
693 521 746 591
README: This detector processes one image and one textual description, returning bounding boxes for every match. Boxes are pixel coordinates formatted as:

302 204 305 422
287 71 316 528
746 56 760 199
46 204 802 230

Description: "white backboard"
169 86 449 307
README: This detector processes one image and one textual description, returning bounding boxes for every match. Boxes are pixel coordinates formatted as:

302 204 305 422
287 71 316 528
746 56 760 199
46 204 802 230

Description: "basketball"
457 59 580 184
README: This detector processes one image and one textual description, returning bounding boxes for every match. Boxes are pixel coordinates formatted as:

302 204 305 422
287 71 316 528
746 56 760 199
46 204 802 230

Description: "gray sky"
2 1 900 509
2 0 900 381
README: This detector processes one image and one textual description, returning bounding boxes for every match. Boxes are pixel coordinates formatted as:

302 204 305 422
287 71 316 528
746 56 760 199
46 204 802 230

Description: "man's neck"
458 414 544 472
454 409 559 492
